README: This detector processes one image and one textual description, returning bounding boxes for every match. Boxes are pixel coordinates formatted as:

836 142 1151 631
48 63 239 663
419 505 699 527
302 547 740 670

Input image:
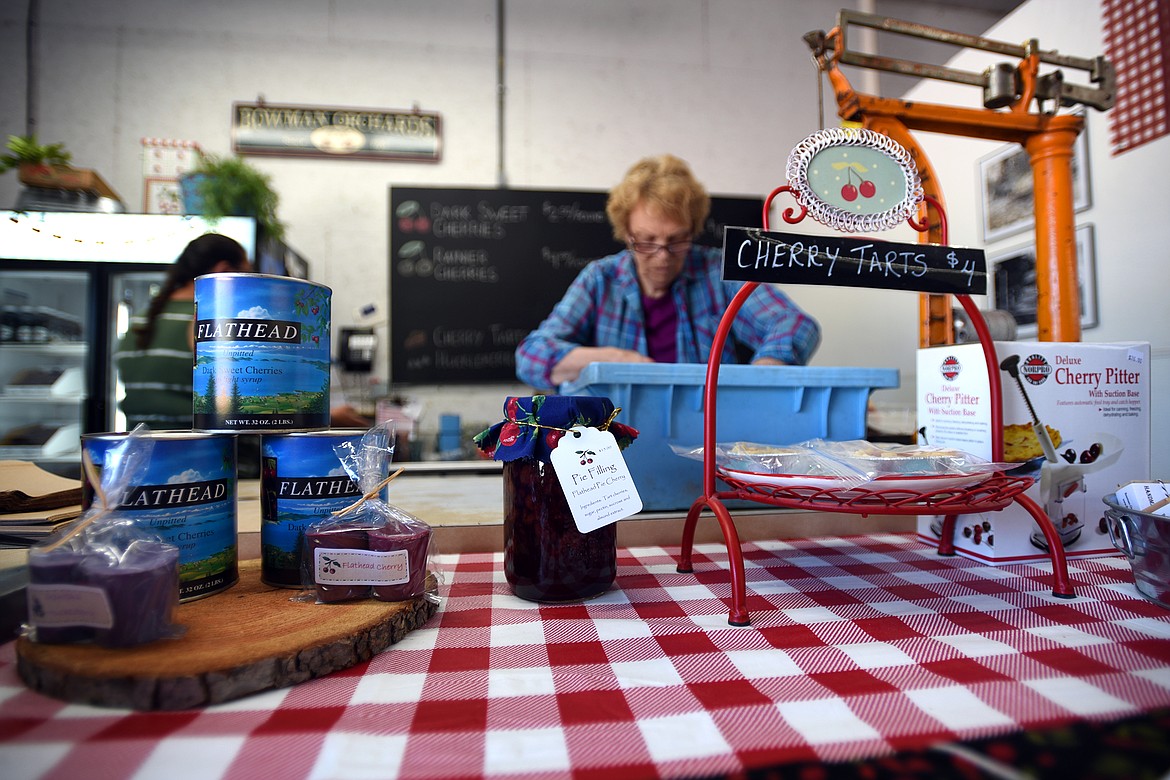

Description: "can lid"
83 430 234 442
474 395 638 463
194 272 331 292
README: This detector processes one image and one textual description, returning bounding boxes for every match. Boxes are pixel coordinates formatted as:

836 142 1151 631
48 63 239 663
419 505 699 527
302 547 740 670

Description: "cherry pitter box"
916 341 1152 564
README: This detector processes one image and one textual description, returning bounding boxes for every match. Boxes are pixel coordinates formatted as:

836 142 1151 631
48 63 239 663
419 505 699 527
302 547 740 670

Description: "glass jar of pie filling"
478 395 638 602
503 456 618 602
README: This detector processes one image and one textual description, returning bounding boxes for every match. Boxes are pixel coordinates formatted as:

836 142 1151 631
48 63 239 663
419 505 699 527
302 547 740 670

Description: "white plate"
719 467 993 494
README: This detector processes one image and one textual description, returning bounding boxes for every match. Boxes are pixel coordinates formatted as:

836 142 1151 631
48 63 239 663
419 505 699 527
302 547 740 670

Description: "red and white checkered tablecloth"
3 533 1170 780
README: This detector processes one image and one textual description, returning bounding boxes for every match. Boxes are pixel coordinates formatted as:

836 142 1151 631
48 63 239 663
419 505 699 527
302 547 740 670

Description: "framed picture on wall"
979 115 1092 243
991 223 1098 335
143 177 185 215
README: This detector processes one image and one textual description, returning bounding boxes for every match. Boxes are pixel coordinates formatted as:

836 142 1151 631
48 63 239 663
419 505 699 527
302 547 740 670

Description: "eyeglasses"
627 239 692 257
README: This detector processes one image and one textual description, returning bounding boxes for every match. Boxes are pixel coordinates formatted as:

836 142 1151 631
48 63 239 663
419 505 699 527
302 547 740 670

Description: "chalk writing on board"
542 200 607 224
721 226 987 296
390 187 763 383
538 247 594 273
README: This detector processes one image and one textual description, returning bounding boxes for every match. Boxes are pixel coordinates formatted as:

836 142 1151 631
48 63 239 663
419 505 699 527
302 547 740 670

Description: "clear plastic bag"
807 440 1012 480
300 422 440 605
673 439 1012 490
671 441 870 488
24 425 185 647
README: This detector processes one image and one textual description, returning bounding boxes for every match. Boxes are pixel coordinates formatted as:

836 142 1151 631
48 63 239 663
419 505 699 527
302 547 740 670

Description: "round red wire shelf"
713 472 1036 515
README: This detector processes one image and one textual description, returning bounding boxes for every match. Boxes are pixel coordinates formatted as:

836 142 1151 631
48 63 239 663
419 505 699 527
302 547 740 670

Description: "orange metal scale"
817 26 1085 345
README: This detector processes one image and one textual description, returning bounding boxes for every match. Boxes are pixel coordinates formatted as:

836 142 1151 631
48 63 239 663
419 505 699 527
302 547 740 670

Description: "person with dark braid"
114 233 250 429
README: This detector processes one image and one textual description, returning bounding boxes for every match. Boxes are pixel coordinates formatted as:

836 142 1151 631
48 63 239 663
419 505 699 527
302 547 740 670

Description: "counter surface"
237 474 507 534
236 475 915 554
2 533 1168 779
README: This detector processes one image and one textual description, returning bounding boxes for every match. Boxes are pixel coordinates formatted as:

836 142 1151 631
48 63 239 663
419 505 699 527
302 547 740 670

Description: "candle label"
260 430 377 588
550 426 643 533
314 547 410 586
27 583 114 629
82 432 238 602
193 273 332 432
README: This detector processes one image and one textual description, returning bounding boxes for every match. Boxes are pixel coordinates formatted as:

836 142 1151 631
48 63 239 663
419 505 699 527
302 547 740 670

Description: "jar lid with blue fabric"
475 395 639 602
474 395 638 463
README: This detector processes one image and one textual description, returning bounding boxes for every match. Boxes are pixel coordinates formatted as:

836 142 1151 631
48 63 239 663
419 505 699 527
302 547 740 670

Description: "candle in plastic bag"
368 524 431 602
307 527 371 602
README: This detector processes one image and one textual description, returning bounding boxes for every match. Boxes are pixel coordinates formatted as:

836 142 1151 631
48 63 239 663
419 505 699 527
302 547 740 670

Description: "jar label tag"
550 426 643 533
314 547 411 586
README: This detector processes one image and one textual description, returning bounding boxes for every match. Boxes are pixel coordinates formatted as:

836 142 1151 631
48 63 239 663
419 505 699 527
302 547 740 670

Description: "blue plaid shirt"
515 245 821 388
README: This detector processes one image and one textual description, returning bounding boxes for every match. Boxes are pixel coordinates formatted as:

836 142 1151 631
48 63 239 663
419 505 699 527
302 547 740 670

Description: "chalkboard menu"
389 187 762 383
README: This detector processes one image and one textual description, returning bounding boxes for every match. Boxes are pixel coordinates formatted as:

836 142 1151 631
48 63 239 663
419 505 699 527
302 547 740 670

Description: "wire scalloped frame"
784 127 925 233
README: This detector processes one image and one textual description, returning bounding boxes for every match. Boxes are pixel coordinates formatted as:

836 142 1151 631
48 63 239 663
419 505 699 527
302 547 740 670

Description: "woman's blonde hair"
606 154 710 242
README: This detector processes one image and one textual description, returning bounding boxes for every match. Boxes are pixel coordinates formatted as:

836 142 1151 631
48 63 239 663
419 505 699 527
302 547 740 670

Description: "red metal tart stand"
677 188 1075 626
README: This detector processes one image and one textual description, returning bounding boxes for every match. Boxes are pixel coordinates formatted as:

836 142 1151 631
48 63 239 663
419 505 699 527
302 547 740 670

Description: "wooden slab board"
16 558 439 710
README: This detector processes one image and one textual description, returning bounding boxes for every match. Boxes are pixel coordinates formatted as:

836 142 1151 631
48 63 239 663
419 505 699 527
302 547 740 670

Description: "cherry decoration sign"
785 127 924 233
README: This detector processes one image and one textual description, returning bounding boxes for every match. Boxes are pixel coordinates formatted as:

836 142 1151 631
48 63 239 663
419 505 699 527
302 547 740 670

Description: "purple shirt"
641 293 678 363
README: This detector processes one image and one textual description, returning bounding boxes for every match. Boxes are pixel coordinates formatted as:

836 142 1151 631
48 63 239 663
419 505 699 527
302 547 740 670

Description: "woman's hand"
550 347 653 385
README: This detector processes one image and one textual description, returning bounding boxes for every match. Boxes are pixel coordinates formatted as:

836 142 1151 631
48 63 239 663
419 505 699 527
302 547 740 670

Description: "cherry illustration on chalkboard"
394 200 432 233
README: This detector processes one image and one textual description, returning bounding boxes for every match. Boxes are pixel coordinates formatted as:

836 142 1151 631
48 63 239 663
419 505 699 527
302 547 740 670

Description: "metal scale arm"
805 10 1113 345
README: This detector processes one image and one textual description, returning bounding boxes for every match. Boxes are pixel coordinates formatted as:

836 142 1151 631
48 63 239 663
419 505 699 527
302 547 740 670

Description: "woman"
114 233 250 429
514 154 821 389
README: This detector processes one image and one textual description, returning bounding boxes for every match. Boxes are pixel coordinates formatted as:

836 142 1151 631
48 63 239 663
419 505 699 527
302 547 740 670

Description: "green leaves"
294 288 330 344
0 134 73 174
191 153 286 242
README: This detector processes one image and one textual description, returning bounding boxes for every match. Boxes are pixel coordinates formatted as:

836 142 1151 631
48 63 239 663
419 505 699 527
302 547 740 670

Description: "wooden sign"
232 102 441 162
722 226 987 296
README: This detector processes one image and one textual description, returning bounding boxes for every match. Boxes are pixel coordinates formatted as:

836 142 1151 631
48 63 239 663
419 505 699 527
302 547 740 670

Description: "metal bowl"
1103 493 1170 608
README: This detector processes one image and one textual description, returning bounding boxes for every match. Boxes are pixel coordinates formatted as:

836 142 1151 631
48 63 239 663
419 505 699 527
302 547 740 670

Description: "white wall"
7 0 1160 476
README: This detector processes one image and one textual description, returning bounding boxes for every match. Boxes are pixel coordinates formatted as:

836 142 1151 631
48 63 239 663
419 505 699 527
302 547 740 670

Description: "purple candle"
306 526 371 602
79 540 179 648
368 523 431 602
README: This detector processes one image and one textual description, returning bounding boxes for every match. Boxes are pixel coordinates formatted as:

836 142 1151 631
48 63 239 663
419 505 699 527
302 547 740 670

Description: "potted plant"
0 133 72 175
1 133 123 203
182 153 286 242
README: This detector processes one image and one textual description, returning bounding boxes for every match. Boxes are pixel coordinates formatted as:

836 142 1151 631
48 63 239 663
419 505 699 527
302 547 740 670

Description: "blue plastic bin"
561 363 900 511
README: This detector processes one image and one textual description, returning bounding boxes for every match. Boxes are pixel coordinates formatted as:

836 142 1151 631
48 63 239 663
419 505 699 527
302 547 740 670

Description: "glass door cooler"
0 211 257 477
0 269 89 473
